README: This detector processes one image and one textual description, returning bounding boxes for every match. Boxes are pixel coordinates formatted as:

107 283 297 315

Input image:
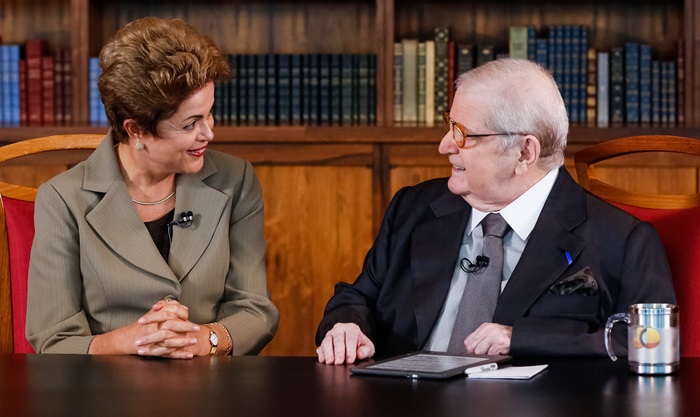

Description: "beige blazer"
26 132 279 354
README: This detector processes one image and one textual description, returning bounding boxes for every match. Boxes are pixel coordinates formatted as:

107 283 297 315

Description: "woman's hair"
98 17 231 142
455 58 569 170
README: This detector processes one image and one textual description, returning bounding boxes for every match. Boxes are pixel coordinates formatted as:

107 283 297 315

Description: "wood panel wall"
0 139 698 355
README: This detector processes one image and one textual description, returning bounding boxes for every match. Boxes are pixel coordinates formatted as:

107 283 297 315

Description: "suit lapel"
493 168 587 324
411 192 470 345
167 157 228 281
84 134 176 281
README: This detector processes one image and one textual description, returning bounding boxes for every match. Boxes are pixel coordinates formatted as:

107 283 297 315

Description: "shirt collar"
467 168 559 240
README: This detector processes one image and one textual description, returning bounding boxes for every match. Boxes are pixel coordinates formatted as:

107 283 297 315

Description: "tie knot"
481 213 510 238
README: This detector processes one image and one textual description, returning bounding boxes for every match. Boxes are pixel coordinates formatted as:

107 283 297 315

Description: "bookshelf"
2 0 700 134
1 0 700 357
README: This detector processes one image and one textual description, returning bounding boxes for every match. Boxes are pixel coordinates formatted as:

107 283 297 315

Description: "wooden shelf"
3 125 699 145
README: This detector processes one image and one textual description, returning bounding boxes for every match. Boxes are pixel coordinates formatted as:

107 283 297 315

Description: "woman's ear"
122 119 143 139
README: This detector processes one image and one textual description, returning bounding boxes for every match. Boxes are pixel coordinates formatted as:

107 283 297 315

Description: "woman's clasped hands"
88 298 207 359
134 298 206 359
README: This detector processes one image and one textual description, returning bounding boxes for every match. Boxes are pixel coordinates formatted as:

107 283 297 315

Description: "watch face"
210 332 219 346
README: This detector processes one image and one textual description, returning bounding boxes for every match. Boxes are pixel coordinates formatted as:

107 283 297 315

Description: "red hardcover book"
19 59 27 126
54 49 64 126
447 40 456 108
62 47 73 125
41 54 55 126
25 39 46 126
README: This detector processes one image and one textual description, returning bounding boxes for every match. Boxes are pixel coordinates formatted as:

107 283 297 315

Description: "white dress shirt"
424 168 559 351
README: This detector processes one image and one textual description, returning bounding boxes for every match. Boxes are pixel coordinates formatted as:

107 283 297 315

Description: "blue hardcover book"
578 26 589 124
660 62 670 127
639 45 652 126
563 25 574 122
302 54 311 125
308 54 320 126
1 46 9 125
319 54 331 125
651 60 660 126
88 57 100 125
610 47 625 126
527 26 536 61
291 54 302 126
9 45 20 126
547 26 563 92
358 54 369 126
247 54 258 125
266 54 278 125
340 54 354 126
217 55 230 126
228 54 238 126
667 61 677 127
368 54 377 125
237 55 248 125
555 26 564 91
624 43 640 125
278 54 291 125
535 39 548 69
214 54 228 125
351 54 360 125
596 52 609 128
456 44 475 75
330 54 341 126
214 77 224 124
256 54 267 125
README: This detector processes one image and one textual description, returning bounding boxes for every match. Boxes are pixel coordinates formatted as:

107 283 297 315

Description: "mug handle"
604 313 630 361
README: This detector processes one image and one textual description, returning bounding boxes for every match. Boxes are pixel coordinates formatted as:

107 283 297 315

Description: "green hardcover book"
393 42 403 124
509 27 529 59
417 42 426 125
401 38 418 125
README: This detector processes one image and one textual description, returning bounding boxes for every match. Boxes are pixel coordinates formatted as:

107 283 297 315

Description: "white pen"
464 363 499 375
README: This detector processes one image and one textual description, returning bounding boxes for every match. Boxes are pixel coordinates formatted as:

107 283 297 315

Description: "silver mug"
604 303 680 375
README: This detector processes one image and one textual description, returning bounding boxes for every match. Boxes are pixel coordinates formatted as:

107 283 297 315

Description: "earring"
135 141 145 151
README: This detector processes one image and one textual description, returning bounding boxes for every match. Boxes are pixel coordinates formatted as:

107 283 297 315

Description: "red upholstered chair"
574 135 700 357
0 134 102 353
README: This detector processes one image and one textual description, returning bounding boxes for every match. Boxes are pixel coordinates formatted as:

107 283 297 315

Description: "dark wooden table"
0 354 698 417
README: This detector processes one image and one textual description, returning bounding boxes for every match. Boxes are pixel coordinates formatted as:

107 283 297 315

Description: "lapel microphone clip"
460 255 490 274
167 211 194 243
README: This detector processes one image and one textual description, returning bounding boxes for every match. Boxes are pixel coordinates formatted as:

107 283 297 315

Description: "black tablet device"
350 351 512 379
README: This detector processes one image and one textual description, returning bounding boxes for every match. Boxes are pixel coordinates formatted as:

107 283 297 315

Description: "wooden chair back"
574 135 700 357
0 134 102 353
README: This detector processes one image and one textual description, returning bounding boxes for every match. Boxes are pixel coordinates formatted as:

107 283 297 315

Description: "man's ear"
123 119 143 139
514 135 541 175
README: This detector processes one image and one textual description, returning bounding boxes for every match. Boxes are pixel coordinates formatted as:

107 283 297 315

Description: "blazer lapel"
494 168 587 324
167 156 228 281
84 134 176 281
411 192 470 345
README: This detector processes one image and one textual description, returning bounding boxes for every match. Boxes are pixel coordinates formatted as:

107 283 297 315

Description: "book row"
89 53 379 127
217 53 377 127
394 26 682 128
0 40 73 127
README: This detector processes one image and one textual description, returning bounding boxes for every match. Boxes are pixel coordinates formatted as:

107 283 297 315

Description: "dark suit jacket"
316 168 676 357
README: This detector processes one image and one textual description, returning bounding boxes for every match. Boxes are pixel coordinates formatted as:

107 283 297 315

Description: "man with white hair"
316 58 676 365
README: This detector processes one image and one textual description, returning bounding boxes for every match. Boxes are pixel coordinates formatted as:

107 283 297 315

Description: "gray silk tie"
447 213 510 353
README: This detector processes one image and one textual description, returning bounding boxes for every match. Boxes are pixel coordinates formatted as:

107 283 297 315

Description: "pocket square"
547 267 599 296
